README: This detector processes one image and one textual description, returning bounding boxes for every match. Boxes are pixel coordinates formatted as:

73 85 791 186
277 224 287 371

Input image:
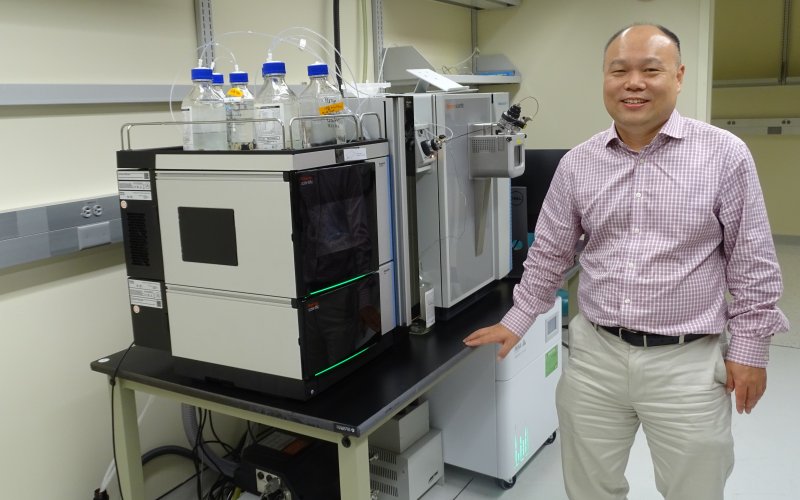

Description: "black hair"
604 23 682 63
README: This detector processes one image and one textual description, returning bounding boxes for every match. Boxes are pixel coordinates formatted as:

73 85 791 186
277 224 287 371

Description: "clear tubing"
377 44 391 83
168 29 373 133
168 41 239 123
415 122 455 141
441 47 479 75
269 27 360 92
217 30 326 63
268 26 368 123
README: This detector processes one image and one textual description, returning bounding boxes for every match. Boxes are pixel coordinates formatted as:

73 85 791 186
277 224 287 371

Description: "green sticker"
545 346 559 377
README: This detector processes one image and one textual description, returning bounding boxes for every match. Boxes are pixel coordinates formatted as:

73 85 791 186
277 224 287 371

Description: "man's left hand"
725 360 767 414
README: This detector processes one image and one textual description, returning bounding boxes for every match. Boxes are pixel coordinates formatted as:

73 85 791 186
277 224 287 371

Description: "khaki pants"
556 314 734 500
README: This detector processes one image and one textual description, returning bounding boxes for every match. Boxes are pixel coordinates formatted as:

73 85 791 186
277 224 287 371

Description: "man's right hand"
463 323 521 360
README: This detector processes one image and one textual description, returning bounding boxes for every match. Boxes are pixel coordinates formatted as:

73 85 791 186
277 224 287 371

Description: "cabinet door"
298 272 382 379
157 170 297 298
288 162 379 297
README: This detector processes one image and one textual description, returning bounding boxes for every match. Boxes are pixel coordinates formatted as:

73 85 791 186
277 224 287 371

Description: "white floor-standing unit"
426 298 562 488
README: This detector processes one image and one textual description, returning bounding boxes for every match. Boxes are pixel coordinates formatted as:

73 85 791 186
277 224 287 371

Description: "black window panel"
291 162 379 296
299 273 382 378
177 207 238 266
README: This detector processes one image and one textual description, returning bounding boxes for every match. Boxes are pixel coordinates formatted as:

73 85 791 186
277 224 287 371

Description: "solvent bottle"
298 63 346 147
254 61 299 150
181 66 227 151
225 71 255 150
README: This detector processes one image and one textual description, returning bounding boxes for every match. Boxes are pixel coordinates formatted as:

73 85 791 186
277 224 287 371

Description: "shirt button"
633 228 640 234
624 298 631 304
634 192 642 198
627 262 634 268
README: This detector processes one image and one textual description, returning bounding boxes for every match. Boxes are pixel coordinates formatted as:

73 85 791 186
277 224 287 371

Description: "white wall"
477 0 714 148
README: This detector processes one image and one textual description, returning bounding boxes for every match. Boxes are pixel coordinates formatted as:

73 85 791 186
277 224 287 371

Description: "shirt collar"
603 109 686 147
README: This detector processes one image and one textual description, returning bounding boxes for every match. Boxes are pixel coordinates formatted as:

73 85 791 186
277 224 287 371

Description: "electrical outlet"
81 205 92 218
92 204 103 217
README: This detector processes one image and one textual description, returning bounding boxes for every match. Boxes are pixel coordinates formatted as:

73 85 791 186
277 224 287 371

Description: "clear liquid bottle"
181 66 227 150
298 63 346 147
225 71 255 150
254 61 299 150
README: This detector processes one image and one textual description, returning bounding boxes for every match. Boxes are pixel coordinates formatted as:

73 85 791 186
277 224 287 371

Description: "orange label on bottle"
226 88 244 97
318 101 345 115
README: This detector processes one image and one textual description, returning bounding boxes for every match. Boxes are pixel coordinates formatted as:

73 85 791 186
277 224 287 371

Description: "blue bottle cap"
229 71 249 84
212 73 224 85
262 61 287 76
191 67 213 81
307 63 329 77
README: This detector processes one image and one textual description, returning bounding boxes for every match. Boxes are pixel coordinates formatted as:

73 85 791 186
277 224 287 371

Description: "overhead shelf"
448 74 521 85
381 46 521 89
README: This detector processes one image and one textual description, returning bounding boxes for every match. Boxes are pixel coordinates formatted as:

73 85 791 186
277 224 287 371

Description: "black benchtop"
91 280 516 437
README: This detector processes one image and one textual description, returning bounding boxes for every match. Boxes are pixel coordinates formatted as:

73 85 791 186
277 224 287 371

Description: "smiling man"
464 24 789 500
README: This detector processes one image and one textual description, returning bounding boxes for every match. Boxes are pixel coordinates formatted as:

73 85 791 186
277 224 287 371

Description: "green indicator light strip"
308 272 371 297
314 345 372 377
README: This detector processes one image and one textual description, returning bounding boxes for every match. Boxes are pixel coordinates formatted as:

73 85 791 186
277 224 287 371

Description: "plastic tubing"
181 403 238 478
168 41 242 123
270 26 360 91
217 30 326 64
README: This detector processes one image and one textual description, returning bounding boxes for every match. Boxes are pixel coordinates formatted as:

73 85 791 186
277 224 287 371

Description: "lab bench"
90 280 516 499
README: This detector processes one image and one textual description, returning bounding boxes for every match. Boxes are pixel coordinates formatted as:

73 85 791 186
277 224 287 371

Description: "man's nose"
624 72 646 90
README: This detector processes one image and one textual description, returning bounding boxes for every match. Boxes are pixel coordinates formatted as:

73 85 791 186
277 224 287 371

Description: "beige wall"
712 86 800 236
0 1 355 498
212 0 373 85
476 0 714 149
0 1 200 497
382 0 472 74
0 0 197 84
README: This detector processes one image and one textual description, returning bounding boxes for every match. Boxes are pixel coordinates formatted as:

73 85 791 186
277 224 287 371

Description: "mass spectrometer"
386 92 527 324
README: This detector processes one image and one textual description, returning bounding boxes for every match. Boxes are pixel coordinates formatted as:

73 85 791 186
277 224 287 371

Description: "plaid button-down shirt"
502 110 789 367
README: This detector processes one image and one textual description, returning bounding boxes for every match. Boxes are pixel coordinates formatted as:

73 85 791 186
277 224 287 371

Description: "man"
464 24 789 500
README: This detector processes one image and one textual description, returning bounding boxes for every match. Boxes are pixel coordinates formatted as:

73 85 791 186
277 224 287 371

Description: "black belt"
593 323 709 347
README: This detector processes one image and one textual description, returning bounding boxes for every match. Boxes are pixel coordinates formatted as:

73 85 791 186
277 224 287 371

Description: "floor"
421 242 800 500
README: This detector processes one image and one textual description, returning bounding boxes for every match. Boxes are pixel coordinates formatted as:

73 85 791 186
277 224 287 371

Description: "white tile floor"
422 243 800 500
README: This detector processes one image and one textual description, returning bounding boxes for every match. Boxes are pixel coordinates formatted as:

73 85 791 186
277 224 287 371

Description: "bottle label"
318 101 344 116
226 87 245 98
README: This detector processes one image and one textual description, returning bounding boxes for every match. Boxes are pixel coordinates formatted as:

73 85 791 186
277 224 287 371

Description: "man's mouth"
622 98 648 104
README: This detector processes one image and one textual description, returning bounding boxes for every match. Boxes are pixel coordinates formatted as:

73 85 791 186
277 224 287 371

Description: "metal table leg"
110 381 145 500
338 434 372 499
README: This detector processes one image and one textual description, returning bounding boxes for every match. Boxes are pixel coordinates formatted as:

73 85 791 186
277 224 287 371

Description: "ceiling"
713 0 799 85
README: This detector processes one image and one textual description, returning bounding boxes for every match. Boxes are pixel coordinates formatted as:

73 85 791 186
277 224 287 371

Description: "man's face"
603 26 685 145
